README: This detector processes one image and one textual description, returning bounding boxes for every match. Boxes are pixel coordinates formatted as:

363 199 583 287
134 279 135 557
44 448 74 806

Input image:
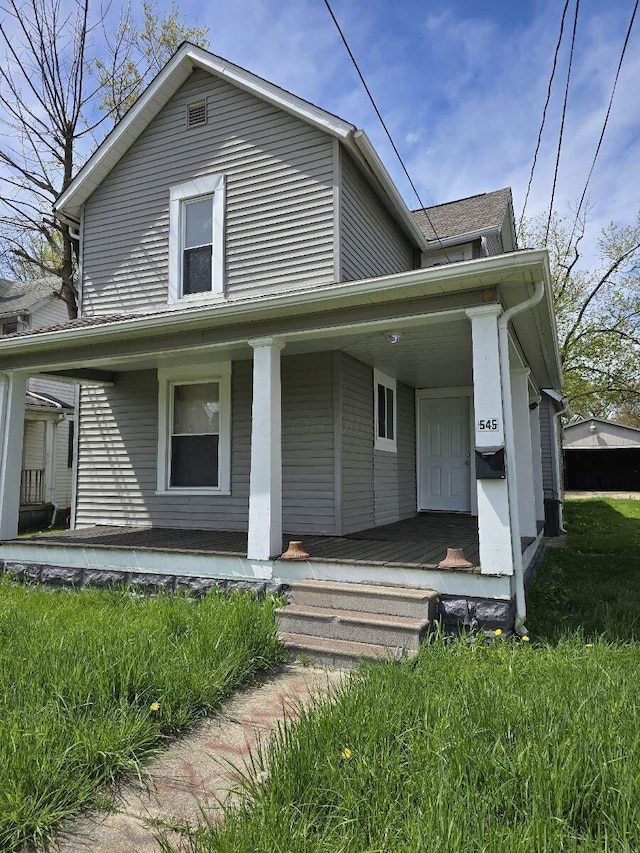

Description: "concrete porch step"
276 604 430 650
288 579 439 619
279 631 417 666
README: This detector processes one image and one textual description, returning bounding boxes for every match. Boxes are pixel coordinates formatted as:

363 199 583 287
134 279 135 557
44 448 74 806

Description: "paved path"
52 665 345 853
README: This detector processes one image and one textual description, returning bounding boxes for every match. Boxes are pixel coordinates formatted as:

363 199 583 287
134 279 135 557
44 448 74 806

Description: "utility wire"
322 0 450 258
517 0 572 240
565 0 638 250
545 0 581 244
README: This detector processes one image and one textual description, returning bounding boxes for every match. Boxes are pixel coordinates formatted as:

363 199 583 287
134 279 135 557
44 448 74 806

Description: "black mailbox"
475 446 506 479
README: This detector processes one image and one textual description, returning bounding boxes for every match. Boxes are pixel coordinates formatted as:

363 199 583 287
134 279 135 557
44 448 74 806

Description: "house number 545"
477 418 499 431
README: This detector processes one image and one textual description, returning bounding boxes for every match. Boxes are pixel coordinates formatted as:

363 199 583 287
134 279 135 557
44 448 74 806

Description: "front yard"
0 583 281 852
178 498 640 853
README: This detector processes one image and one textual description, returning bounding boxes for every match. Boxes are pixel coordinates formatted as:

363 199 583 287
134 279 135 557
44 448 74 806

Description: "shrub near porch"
0 583 282 852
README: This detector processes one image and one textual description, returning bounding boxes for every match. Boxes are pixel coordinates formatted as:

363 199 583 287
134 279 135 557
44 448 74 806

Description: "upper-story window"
168 174 225 305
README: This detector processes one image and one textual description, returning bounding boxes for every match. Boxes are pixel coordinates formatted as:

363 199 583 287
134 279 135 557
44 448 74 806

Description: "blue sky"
168 0 640 256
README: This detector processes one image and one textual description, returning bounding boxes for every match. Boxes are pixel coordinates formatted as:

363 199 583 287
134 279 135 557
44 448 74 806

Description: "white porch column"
510 369 537 538
0 372 27 540
529 403 545 525
247 337 285 561
466 306 514 576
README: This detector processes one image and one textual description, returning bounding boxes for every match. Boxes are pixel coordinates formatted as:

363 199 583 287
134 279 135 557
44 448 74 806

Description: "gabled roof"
26 390 73 412
0 276 60 319
411 188 513 243
565 417 640 434
54 43 427 249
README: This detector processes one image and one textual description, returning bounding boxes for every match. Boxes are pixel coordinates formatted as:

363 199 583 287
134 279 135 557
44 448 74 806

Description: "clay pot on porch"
438 547 473 569
280 540 310 560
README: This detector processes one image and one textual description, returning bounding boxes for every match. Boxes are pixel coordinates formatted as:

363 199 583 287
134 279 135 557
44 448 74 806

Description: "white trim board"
0 541 513 598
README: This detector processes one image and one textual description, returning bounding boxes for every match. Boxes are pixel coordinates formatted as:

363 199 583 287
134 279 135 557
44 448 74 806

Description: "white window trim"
156 362 231 495
374 369 397 453
168 174 225 306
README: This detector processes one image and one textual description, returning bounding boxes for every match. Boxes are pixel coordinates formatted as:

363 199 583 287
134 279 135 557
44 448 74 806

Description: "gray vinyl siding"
340 354 374 533
282 353 335 534
75 353 337 534
339 149 415 281
374 382 416 525
75 364 252 530
82 68 335 315
339 353 416 533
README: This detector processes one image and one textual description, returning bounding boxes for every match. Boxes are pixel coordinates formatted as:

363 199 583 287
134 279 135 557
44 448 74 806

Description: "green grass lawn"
0 582 282 852
177 498 640 853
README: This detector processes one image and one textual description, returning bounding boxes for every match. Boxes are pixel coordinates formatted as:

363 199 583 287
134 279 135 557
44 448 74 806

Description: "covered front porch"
0 254 561 627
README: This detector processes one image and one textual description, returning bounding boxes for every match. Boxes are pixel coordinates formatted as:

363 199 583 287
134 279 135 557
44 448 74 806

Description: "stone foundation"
438 594 516 632
0 560 287 598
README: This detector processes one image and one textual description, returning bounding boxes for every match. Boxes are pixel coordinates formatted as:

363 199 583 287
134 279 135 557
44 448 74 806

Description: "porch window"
374 369 397 453
168 174 225 304
157 363 231 494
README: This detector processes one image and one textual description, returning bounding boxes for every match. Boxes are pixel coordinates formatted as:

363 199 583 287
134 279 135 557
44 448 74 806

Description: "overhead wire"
321 0 451 260
564 0 638 253
544 0 581 244
517 0 572 240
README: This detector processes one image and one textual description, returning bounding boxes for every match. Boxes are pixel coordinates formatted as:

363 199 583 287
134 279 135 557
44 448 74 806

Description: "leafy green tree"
95 2 208 121
0 0 208 317
521 210 640 418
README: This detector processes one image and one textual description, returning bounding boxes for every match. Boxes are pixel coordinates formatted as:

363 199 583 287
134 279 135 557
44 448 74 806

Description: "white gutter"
0 249 551 354
497 278 545 634
425 225 502 250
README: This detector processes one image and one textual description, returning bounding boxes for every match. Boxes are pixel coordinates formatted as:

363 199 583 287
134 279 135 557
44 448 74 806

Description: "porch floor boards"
18 513 485 571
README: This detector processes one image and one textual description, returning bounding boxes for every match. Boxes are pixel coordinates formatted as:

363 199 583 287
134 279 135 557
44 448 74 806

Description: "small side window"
374 370 397 453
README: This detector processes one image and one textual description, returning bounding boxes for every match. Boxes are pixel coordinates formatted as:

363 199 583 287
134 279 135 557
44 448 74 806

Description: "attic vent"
187 99 207 127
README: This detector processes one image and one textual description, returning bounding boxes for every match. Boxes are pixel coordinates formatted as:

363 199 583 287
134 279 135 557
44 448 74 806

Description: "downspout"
497 279 545 634
552 398 570 533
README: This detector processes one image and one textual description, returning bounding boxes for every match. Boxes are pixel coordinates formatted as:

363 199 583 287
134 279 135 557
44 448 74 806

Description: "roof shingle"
411 188 512 241
0 276 61 318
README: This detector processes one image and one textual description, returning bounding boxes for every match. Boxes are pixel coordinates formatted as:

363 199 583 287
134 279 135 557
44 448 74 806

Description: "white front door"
418 396 471 512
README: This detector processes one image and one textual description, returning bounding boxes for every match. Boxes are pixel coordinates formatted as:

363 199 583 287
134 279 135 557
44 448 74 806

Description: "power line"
545 0 581 244
517 0 572 239
565 0 638 249
321 0 450 258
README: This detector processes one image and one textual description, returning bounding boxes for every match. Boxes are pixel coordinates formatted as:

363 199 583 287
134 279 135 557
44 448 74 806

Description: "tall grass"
188 637 640 852
177 499 640 852
0 580 281 851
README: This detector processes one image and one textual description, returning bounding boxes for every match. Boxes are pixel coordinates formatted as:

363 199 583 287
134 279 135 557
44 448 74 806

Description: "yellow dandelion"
585 643 593 648
494 628 503 637
341 747 352 760
521 635 530 643
149 701 160 713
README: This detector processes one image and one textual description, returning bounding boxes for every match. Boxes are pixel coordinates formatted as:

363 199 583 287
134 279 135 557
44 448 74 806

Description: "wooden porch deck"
20 513 486 571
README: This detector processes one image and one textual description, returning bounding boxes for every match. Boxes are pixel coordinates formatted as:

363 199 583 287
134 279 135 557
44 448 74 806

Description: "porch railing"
20 468 45 505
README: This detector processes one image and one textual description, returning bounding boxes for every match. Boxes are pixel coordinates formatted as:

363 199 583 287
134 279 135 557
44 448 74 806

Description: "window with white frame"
374 369 397 452
157 364 231 494
168 174 225 304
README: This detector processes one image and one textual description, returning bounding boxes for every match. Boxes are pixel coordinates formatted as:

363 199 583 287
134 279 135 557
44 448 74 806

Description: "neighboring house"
0 44 563 647
0 277 75 529
564 418 640 491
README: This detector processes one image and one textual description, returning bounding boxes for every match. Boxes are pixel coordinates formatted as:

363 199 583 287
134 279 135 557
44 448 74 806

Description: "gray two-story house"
0 44 562 654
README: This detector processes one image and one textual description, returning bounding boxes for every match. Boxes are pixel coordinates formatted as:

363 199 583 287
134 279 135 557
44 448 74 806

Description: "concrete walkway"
52 665 345 853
